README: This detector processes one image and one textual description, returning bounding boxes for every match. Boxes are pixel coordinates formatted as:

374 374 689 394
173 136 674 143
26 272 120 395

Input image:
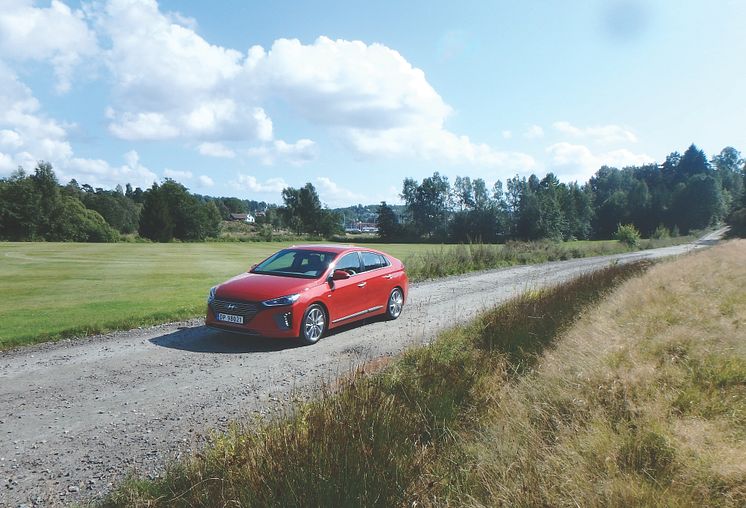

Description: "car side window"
361 252 388 271
335 252 361 275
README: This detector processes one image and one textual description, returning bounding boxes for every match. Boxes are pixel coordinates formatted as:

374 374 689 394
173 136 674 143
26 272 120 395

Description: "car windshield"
251 249 336 279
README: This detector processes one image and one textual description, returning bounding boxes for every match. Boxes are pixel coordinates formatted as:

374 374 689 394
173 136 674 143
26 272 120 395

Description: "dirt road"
0 231 724 506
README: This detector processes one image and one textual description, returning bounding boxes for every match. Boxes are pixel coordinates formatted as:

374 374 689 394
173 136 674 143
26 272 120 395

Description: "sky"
0 1 744 207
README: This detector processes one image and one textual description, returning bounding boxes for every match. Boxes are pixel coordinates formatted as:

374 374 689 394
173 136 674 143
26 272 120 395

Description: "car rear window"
361 251 389 271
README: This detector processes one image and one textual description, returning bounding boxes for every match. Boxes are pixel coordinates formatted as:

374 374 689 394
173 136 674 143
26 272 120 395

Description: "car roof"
290 244 369 254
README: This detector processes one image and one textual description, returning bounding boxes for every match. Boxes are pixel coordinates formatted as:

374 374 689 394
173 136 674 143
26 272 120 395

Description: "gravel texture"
0 231 723 507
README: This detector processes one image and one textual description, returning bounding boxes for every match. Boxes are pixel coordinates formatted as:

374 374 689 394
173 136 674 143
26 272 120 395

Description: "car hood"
215 272 323 302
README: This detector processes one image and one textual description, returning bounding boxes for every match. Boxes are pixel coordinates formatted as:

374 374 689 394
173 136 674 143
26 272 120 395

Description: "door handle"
382 274 393 279
357 282 367 288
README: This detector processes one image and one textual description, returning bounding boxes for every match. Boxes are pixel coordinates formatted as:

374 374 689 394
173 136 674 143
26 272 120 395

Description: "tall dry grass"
403 235 695 281
428 240 746 507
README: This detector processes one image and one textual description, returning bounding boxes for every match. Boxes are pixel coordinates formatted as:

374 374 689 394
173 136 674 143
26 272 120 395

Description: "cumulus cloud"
0 62 158 188
234 174 288 193
93 1 533 169
198 174 214 187
0 0 98 93
315 176 366 206
246 139 318 166
0 63 74 174
197 142 235 158
546 142 653 182
66 150 158 189
100 0 268 143
552 121 638 143
344 125 535 171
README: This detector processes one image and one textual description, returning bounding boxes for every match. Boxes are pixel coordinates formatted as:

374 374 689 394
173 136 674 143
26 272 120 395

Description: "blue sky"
0 1 744 206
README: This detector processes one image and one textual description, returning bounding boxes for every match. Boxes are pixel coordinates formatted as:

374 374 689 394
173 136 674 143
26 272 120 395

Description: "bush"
727 208 746 238
651 225 671 239
615 223 641 247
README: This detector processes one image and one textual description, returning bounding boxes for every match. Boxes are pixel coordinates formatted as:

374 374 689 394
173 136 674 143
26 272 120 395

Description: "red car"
205 245 408 345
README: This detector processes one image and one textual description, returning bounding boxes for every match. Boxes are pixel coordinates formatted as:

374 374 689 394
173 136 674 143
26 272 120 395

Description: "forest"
0 144 743 243
380 144 744 242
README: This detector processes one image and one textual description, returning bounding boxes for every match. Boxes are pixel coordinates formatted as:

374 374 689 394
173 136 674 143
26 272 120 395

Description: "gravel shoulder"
0 231 724 507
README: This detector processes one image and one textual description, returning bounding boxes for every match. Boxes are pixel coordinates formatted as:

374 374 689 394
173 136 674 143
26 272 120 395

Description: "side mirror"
249 263 258 272
332 269 350 280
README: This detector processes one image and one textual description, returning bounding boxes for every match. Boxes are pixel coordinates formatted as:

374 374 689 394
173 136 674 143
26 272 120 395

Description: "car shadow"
149 325 302 353
149 316 389 354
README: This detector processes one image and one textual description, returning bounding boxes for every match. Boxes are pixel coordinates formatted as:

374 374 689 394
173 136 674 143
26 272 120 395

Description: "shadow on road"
150 317 388 354
149 326 302 353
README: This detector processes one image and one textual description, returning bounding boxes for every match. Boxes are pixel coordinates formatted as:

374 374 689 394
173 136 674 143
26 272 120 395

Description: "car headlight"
262 293 300 307
207 286 217 304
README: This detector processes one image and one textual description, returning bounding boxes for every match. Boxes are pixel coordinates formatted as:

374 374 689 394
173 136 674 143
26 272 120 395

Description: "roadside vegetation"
0 234 696 350
102 241 745 507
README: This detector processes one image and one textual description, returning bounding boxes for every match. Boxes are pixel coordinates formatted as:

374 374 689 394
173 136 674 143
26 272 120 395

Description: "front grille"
211 299 260 321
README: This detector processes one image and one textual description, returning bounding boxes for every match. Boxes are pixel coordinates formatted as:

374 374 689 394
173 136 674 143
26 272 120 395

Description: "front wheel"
386 288 404 320
300 304 326 345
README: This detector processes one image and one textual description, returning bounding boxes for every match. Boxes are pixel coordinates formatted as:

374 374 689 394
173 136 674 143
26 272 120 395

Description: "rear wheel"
300 304 326 345
386 288 404 320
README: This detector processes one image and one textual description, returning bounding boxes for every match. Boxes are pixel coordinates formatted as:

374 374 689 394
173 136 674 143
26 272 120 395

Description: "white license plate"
217 313 243 324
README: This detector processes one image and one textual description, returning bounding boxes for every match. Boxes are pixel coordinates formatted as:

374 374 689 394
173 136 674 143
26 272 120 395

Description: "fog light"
274 311 293 330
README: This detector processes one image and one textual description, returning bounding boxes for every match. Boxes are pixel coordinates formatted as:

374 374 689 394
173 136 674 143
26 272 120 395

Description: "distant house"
229 213 255 223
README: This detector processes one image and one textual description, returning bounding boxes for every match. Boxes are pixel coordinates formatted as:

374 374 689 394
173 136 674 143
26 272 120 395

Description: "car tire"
300 304 326 345
385 287 404 320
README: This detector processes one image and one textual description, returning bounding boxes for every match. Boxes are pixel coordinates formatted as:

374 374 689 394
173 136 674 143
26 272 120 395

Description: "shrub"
651 224 671 239
727 207 746 238
615 223 641 247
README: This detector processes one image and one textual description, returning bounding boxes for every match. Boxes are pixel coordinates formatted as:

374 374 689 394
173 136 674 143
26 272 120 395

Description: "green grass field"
0 237 688 350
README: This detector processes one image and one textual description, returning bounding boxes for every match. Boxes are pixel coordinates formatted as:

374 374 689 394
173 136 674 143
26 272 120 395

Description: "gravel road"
0 231 724 507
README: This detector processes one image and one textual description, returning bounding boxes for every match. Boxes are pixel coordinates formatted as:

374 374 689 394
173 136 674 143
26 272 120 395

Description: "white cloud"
523 125 544 139
501 130 512 139
198 142 236 158
198 174 214 187
101 0 267 143
552 121 638 143
94 0 533 169
66 150 158 189
546 142 653 182
315 176 366 206
344 125 535 171
247 139 318 166
0 0 98 93
234 174 288 193
163 168 193 180
0 62 75 175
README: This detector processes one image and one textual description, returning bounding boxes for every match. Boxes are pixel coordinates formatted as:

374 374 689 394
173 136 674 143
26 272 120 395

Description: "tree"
281 183 340 237
139 183 174 242
376 201 400 241
401 172 451 239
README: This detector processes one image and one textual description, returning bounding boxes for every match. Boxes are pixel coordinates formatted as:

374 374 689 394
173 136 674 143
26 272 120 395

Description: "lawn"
0 241 446 349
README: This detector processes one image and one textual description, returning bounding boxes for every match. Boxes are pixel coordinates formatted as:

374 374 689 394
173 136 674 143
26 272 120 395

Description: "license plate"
217 313 243 324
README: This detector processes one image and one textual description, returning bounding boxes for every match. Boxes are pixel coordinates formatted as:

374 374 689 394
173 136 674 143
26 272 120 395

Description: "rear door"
359 251 392 311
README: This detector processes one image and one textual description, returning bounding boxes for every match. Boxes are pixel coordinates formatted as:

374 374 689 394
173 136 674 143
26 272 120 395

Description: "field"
105 241 746 507
0 237 689 349
0 241 441 349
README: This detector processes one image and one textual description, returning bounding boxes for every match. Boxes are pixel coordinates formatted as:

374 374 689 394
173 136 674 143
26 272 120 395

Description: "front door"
325 252 367 324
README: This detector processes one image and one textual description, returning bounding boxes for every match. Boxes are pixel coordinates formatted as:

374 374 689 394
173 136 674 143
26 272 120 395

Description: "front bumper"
205 305 298 338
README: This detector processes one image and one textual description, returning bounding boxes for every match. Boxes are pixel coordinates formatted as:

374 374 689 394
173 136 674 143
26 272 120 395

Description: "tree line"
377 144 744 242
0 162 341 242
1 143 742 243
